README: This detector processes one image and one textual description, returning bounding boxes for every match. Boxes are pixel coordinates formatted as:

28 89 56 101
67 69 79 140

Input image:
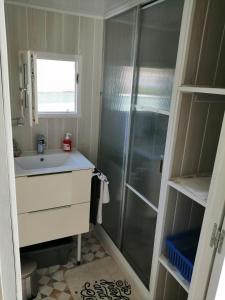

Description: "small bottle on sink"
63 133 72 152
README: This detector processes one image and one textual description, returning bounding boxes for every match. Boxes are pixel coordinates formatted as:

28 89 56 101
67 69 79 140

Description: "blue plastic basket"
166 230 200 282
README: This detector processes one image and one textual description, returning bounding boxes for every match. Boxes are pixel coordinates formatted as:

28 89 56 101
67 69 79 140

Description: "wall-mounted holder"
19 50 38 128
12 117 24 127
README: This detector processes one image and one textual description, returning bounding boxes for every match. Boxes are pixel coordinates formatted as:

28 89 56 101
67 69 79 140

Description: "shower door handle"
159 159 163 174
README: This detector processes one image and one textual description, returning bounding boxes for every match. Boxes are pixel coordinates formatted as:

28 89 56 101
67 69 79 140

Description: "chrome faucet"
37 134 46 154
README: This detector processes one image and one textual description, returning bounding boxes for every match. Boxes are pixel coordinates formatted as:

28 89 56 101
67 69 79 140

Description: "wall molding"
6 0 157 20
104 0 154 19
104 0 139 19
5 1 104 19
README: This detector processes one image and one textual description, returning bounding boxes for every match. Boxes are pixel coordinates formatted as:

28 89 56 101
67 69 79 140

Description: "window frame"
35 52 82 118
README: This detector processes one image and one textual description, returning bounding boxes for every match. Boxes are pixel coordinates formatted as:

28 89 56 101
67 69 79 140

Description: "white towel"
97 179 110 224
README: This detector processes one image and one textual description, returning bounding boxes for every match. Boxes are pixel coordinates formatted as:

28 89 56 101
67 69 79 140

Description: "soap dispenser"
63 133 72 152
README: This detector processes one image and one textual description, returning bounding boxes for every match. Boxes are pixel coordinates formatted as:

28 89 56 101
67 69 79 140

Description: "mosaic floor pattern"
34 231 108 300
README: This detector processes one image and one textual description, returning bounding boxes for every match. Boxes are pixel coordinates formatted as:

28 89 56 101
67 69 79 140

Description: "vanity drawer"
72 169 92 204
18 203 90 247
16 172 73 213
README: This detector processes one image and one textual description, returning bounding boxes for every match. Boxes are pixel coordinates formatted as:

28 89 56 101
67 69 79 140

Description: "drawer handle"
28 205 72 214
27 171 72 177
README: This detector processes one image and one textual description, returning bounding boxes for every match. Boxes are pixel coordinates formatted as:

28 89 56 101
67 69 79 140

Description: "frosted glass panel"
98 9 137 246
123 0 184 288
122 188 157 287
99 0 184 287
135 0 184 112
128 111 168 207
127 0 184 207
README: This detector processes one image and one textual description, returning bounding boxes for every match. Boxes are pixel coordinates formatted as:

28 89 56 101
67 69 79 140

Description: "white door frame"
206 213 225 300
0 274 2 300
0 0 22 299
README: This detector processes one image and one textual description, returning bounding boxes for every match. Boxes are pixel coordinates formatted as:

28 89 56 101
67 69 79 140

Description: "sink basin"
14 151 95 177
15 153 70 170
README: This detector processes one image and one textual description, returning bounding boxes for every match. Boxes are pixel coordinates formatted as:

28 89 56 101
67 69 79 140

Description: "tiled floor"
34 231 108 299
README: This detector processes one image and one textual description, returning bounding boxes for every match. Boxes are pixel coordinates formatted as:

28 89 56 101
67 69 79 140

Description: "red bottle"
63 133 72 152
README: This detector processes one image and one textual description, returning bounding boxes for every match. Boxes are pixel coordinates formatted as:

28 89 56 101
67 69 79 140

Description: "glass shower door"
98 9 137 246
122 0 184 288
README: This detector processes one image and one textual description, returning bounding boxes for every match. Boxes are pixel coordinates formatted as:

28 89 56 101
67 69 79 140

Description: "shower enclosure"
98 0 184 289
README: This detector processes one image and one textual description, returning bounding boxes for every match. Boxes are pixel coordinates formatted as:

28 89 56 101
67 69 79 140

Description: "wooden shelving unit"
159 255 190 293
179 86 225 96
168 176 211 207
154 0 225 299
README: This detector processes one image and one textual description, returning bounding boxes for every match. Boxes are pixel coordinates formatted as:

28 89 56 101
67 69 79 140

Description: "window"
36 53 81 117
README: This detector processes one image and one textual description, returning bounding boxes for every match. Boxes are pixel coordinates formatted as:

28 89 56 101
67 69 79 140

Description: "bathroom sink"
14 151 94 177
15 153 70 170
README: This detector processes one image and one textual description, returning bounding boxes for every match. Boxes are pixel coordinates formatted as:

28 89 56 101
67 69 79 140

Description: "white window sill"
38 113 80 118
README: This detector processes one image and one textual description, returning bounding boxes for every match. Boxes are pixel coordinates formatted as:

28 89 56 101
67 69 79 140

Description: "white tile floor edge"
95 225 150 300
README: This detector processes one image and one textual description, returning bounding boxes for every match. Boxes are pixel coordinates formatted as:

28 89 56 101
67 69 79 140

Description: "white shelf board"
134 104 170 116
168 176 211 207
159 255 190 293
179 85 225 95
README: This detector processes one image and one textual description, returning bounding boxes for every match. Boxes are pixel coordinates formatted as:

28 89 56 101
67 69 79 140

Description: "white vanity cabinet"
16 169 92 247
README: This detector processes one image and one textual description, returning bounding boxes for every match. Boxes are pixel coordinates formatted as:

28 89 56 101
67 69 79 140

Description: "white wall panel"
27 7 46 51
6 0 105 17
5 3 103 164
90 19 103 163
62 14 79 54
46 11 63 52
77 16 95 158
5 4 28 119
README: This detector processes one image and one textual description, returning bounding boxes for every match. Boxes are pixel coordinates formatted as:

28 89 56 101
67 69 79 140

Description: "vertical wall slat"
46 11 63 53
172 193 193 234
90 19 103 163
181 102 209 175
5 5 33 151
214 31 225 87
62 14 79 54
172 94 192 177
47 118 64 149
196 0 225 86
5 5 25 117
198 103 225 173
184 0 209 85
27 8 46 51
78 16 95 158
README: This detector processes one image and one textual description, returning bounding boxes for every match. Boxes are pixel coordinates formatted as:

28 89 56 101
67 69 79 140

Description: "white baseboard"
95 225 151 300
